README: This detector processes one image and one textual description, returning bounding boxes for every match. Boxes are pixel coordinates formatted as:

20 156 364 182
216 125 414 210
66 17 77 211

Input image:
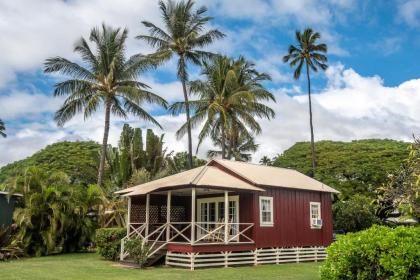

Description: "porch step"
144 248 167 267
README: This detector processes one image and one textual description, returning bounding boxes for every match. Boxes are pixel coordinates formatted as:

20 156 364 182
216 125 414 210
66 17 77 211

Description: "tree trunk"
306 62 316 177
221 121 226 159
180 56 193 169
97 101 111 186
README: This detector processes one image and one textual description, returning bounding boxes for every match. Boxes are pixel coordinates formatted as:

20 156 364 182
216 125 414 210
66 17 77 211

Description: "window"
259 196 273 227
310 202 322 229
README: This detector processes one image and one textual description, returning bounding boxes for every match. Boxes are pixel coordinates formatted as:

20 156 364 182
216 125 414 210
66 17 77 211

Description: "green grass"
0 253 321 280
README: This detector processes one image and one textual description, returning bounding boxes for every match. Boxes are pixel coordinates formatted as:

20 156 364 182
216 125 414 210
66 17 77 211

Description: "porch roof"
115 159 339 197
116 165 264 196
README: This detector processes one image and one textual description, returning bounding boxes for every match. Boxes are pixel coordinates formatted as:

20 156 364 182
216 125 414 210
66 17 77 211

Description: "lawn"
0 253 321 280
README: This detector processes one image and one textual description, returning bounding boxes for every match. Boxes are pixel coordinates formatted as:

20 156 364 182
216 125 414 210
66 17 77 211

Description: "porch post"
166 191 171 241
224 191 229 244
126 197 131 236
145 193 150 242
191 188 196 245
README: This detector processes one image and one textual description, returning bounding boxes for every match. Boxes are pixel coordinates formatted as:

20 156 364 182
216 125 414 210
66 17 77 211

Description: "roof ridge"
215 159 294 171
190 163 210 185
212 159 259 186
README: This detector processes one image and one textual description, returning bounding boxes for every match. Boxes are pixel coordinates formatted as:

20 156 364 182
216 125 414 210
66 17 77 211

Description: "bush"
320 225 420 280
333 194 379 232
125 237 150 268
94 228 126 261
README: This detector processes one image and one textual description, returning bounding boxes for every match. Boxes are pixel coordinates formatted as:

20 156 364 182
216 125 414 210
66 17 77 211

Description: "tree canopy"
273 139 409 198
0 141 101 186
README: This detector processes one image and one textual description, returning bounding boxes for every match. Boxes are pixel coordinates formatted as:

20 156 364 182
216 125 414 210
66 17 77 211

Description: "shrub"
333 194 379 232
94 228 126 261
124 237 150 268
320 225 420 280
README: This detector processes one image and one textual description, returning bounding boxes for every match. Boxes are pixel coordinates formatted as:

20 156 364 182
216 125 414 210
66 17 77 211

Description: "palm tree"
283 28 328 177
170 55 275 159
259 156 272 166
208 131 258 162
0 119 6 138
44 24 167 187
137 0 225 169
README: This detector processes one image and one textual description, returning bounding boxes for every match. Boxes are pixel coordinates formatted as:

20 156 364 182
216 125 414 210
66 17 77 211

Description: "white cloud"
0 0 162 88
0 91 63 120
1 64 420 166
251 63 420 161
398 0 420 27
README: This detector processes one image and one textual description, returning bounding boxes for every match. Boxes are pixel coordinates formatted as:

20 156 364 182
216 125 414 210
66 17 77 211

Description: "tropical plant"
376 137 420 221
170 55 275 160
0 226 24 261
208 131 258 162
157 152 207 178
106 124 166 189
124 236 150 268
6 167 105 256
44 24 167 186
283 28 328 177
259 156 273 166
0 119 6 138
138 0 225 168
320 225 420 280
333 194 379 232
94 227 126 261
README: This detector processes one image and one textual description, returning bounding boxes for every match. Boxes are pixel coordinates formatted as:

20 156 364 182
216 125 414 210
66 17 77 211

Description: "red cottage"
116 159 338 269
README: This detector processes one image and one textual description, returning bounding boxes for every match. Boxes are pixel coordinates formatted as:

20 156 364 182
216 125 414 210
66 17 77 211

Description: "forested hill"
0 141 100 185
273 139 410 198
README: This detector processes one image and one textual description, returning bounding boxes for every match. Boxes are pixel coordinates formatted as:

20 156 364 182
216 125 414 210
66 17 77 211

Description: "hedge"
320 225 420 280
94 228 126 261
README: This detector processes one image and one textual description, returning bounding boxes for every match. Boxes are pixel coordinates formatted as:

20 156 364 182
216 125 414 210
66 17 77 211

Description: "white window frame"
310 202 322 229
259 196 274 227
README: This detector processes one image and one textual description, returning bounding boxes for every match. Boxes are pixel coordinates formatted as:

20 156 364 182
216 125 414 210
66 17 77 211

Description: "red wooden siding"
252 188 333 248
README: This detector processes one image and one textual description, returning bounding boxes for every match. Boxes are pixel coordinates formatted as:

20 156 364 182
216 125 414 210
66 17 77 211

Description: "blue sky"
0 0 420 166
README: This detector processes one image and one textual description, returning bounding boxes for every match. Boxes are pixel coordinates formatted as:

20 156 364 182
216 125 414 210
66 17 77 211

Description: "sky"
0 0 420 167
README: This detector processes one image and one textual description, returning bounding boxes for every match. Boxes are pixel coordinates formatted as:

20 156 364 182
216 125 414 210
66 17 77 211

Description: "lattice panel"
130 205 160 223
130 204 144 223
161 206 186 222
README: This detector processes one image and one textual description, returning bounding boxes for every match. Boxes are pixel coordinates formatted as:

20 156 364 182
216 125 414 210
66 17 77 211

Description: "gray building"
0 191 20 227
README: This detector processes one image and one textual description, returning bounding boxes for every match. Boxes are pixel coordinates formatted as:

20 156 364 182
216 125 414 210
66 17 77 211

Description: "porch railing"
120 222 254 261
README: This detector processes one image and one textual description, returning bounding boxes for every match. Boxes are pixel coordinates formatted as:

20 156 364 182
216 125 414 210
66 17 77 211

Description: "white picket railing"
120 222 254 261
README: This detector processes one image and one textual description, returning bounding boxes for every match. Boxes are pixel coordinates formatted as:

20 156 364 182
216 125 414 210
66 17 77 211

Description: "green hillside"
273 139 409 198
0 141 100 185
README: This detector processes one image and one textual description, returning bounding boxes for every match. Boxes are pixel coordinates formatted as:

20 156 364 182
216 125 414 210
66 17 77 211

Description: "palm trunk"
221 121 226 159
306 62 316 177
97 102 111 186
180 56 193 169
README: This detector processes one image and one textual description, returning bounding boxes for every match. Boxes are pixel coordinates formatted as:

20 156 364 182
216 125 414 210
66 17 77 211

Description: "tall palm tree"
170 55 275 159
0 119 6 138
44 24 167 187
137 0 225 169
283 28 328 177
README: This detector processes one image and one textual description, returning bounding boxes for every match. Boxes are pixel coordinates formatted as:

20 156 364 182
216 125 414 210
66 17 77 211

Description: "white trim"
196 195 240 240
259 196 274 227
309 202 322 229
166 246 327 270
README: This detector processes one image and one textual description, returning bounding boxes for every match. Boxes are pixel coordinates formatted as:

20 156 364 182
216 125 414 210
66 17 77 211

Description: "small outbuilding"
116 159 339 269
0 191 20 228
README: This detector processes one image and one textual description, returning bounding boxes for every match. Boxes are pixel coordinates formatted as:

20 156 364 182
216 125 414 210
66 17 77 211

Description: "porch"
120 187 256 261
